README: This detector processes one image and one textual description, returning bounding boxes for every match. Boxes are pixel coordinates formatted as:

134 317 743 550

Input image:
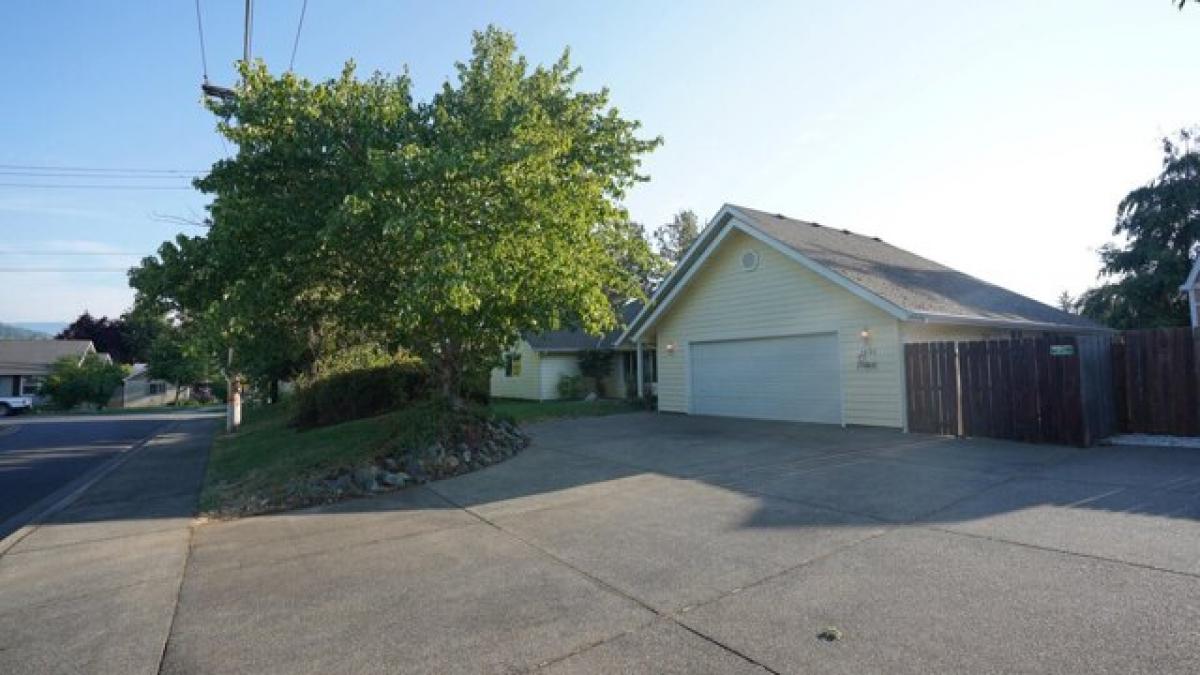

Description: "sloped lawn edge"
200 401 528 519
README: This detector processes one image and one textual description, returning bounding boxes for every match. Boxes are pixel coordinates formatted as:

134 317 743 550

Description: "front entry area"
689 333 841 423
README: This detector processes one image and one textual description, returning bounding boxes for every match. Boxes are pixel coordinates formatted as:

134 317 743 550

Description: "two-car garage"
689 333 842 424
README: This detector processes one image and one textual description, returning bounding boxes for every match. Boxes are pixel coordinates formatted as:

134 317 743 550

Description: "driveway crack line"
424 481 899 675
924 525 1200 580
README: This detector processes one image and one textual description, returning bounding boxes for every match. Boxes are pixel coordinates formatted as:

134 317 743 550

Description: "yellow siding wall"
489 340 542 400
653 228 903 428
538 355 582 400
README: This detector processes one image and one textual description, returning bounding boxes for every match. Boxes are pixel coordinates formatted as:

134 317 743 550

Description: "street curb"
0 421 182 556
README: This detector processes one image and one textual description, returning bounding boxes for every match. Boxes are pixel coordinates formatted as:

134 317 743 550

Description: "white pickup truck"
0 395 33 416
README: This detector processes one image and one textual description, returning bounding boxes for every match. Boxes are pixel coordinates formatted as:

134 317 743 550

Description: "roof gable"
622 204 1104 342
0 339 95 375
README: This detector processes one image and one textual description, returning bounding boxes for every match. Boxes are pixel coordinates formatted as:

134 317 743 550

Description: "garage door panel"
690 334 841 424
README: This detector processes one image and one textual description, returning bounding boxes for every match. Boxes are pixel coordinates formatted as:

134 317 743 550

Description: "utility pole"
200 0 252 100
219 0 253 433
242 0 253 64
226 346 242 432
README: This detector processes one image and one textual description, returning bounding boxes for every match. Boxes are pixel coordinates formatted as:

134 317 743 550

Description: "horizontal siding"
653 228 903 428
489 340 542 400
539 355 582 400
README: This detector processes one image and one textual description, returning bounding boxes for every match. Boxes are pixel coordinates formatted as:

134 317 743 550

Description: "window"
149 382 168 395
19 376 43 397
504 354 522 377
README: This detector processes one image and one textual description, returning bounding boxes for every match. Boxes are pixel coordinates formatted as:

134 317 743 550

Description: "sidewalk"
0 418 218 675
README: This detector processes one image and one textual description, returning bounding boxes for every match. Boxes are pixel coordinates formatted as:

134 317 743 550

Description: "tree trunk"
437 341 464 409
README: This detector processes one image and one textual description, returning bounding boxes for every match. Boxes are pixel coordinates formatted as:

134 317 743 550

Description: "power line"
0 183 194 190
0 268 132 273
289 0 309 71
0 251 141 256
0 163 205 174
0 171 203 179
195 0 209 81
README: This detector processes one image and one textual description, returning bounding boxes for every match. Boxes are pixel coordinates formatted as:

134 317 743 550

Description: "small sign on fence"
1049 344 1075 357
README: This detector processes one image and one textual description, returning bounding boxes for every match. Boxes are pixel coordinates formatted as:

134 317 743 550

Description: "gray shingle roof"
524 302 643 352
730 205 1102 331
0 339 94 376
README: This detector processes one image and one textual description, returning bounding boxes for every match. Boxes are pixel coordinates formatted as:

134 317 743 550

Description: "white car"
0 395 33 416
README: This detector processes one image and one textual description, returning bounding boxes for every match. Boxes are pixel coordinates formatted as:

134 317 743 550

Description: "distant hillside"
0 322 51 340
8 322 67 337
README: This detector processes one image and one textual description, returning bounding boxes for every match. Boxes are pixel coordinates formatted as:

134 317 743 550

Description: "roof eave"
910 312 1113 334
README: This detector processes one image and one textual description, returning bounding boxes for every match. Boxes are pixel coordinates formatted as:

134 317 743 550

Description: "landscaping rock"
352 466 379 491
379 471 406 488
584 392 598 402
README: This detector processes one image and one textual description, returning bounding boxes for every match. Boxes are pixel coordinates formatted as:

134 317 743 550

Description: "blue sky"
1 1 1197 322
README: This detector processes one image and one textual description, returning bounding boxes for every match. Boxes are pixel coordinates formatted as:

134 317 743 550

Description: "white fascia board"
629 220 738 342
909 312 1113 334
1181 258 1200 291
618 204 741 344
729 217 911 321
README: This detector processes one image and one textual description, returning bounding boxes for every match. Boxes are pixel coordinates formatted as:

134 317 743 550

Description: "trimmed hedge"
292 362 429 429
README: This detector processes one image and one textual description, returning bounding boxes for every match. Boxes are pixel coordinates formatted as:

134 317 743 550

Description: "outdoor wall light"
860 327 871 339
666 342 677 354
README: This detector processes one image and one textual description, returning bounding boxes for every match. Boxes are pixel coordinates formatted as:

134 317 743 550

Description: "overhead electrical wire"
0 251 140 256
0 171 202 179
0 183 194 190
0 163 205 174
195 0 210 81
289 0 309 71
0 266 133 271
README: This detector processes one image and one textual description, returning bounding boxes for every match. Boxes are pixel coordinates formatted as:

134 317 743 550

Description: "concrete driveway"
161 414 1200 673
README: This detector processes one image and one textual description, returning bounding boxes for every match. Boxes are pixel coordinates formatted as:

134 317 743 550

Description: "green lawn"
489 398 639 424
200 397 638 516
200 401 453 514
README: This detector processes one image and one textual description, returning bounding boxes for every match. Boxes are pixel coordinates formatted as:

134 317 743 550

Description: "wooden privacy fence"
906 336 1115 447
1111 327 1200 436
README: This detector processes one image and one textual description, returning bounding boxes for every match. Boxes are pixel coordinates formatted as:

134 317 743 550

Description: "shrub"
41 354 127 409
577 350 614 396
292 345 429 429
557 374 586 399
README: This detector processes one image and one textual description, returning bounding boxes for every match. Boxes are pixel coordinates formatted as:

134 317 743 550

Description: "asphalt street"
0 411 219 536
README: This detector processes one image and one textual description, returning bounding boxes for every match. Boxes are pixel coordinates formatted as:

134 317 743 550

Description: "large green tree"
653 209 701 264
348 28 661 398
1079 130 1200 328
130 27 659 402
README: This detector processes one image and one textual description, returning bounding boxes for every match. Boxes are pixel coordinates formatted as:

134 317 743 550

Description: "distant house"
109 363 188 409
0 340 102 400
489 302 656 401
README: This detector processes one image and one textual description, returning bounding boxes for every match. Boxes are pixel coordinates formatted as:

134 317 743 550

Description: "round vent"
741 249 760 271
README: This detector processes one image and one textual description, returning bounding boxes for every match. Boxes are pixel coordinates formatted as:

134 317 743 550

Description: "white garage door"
690 334 841 423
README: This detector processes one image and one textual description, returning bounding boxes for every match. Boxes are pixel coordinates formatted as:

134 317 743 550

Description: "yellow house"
490 303 653 401
619 204 1106 429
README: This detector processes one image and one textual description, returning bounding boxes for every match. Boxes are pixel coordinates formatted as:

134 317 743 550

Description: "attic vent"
842 229 851 234
872 236 882 242
811 222 821 227
741 249 761 271
775 213 785 219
